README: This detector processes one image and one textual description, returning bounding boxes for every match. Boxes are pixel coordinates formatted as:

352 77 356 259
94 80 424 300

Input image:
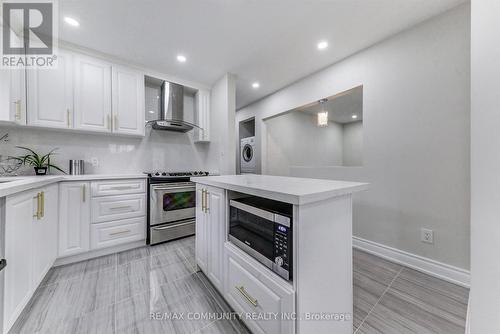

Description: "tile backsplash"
0 125 214 175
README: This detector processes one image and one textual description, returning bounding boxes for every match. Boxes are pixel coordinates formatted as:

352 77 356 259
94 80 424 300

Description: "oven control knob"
162 172 167 176
275 256 284 267
155 172 160 176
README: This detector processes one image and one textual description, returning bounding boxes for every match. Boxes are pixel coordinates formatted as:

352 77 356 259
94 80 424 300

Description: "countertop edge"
0 176 64 198
191 176 369 205
0 174 148 197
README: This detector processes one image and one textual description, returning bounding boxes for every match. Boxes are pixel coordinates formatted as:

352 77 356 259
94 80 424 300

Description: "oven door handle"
229 200 275 222
152 186 195 192
152 220 195 230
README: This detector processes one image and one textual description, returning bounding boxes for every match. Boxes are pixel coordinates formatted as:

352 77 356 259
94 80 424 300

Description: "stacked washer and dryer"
240 136 256 174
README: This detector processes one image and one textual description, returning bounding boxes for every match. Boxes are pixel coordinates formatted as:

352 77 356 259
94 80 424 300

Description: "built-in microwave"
229 197 293 281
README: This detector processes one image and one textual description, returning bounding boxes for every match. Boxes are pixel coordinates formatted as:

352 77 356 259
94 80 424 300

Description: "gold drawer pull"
109 186 134 190
40 191 45 218
236 286 258 307
109 229 131 236
109 205 132 211
33 193 41 219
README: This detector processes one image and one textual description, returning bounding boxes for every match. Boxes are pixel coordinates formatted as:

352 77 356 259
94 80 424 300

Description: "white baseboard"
353 236 470 288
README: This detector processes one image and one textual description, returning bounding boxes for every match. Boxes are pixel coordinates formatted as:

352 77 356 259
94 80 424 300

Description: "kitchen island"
191 174 368 334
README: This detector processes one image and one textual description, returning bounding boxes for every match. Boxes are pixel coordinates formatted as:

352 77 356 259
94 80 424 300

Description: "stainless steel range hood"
151 81 194 132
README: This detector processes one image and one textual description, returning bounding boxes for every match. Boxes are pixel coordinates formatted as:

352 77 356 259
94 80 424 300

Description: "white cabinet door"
195 185 208 273
0 28 26 125
206 185 225 291
59 182 91 257
112 66 145 136
27 51 73 128
194 89 210 142
4 191 35 333
0 69 26 125
32 185 58 286
74 55 112 132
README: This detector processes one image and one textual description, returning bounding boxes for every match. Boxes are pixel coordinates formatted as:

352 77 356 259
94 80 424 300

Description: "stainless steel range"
146 171 209 245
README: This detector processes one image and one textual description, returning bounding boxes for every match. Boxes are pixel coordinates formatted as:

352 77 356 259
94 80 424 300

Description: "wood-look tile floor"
9 236 469 334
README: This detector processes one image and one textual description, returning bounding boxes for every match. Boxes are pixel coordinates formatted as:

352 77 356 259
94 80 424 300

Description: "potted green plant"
13 147 66 175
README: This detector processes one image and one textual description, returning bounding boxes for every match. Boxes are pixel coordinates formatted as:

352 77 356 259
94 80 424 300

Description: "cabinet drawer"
91 179 145 197
90 217 145 249
91 193 145 223
224 244 295 334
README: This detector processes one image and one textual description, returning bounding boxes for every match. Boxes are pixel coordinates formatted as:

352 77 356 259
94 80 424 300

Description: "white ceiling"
58 0 466 109
301 86 363 124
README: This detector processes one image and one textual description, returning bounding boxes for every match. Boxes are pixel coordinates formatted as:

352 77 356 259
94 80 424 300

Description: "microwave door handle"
229 200 275 222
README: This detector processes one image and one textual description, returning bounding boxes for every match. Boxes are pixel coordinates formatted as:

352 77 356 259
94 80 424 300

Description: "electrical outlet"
90 157 99 167
421 228 434 244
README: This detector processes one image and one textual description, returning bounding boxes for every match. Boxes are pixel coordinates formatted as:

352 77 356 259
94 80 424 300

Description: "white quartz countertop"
191 174 369 205
0 174 147 197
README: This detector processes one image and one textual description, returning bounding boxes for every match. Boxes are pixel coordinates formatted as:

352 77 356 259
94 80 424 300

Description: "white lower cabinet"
3 184 58 333
32 185 58 286
224 244 295 334
195 186 208 273
195 184 295 334
59 179 146 256
58 182 91 257
195 184 225 291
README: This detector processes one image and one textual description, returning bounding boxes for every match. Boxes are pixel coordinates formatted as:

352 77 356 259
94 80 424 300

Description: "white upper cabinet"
112 66 145 136
194 89 210 142
0 28 26 125
27 51 73 128
74 55 112 132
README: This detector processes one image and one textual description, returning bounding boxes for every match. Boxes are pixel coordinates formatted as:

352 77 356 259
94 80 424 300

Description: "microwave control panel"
274 223 292 279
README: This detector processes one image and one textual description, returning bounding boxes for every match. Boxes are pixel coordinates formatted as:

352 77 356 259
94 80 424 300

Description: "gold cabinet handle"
109 229 131 236
13 100 21 120
109 205 132 211
236 286 258 307
82 184 86 202
201 189 206 212
40 191 45 218
205 190 209 213
33 193 41 219
109 186 134 190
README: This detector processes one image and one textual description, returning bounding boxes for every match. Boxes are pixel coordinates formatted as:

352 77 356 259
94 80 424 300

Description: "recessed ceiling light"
176 55 187 63
317 40 328 50
252 82 260 89
352 114 358 119
64 17 80 27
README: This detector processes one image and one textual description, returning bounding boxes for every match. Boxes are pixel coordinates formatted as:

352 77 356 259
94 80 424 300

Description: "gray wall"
206 73 237 174
342 121 363 166
265 111 344 175
236 4 470 270
471 0 500 331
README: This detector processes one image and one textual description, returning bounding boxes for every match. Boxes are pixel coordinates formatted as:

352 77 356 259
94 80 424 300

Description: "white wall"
342 121 363 166
236 4 470 269
0 125 213 175
265 111 344 175
206 73 237 174
470 0 500 332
